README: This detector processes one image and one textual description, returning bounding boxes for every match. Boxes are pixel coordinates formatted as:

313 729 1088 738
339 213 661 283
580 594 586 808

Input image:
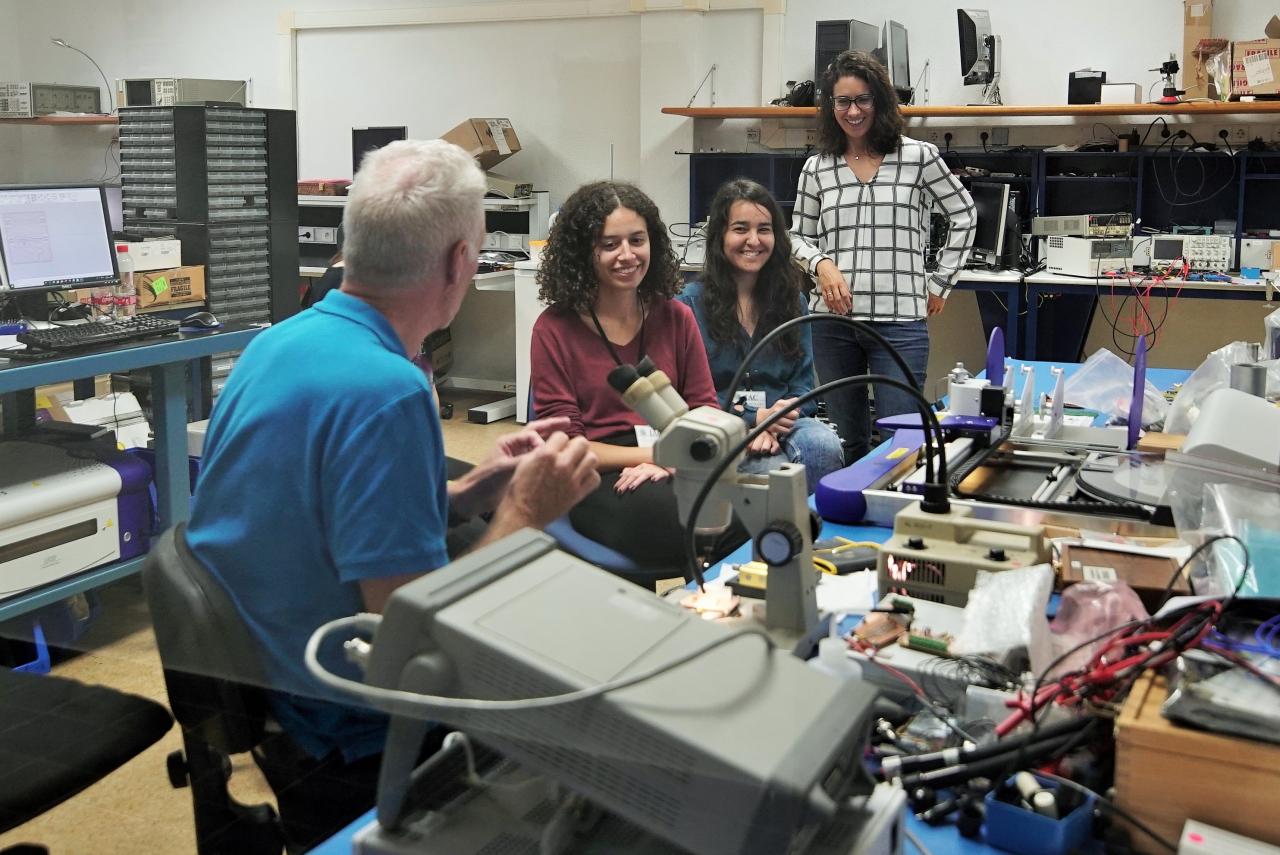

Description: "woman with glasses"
792 50 976 463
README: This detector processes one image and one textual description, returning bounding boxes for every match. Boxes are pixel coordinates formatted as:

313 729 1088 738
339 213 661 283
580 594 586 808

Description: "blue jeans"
737 416 846 493
811 319 930 464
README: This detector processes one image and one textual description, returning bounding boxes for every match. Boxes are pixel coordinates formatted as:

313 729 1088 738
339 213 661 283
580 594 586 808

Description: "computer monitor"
0 185 118 298
882 20 911 99
352 126 407 177
958 9 995 85
969 181 1010 269
814 19 879 83
104 185 123 234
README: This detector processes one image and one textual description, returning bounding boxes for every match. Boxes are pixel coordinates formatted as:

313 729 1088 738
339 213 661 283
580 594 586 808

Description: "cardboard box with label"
1182 0 1214 99
136 265 206 310
441 118 521 171
1232 15 1280 97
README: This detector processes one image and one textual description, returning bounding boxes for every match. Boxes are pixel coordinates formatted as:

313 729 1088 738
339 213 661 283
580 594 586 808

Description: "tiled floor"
0 389 519 855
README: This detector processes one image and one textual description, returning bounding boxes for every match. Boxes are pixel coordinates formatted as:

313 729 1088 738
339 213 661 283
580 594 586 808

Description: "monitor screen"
970 181 1010 267
352 126 408 177
104 185 123 234
0 185 118 293
886 21 910 88
1151 237 1184 261
849 19 879 55
958 9 994 84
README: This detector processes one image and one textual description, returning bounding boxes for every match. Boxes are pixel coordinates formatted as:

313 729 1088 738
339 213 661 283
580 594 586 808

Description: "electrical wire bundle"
868 536 1277 852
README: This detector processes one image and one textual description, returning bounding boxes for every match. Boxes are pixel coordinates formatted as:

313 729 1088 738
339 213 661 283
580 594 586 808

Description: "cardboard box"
441 118 521 171
135 265 206 309
1117 674 1280 852
1182 0 1214 99
1232 16 1280 98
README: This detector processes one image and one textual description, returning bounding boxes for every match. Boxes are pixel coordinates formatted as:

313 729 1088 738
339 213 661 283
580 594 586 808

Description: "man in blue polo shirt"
185 139 599 850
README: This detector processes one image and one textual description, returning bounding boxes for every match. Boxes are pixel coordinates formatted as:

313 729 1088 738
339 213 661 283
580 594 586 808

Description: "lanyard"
587 302 646 367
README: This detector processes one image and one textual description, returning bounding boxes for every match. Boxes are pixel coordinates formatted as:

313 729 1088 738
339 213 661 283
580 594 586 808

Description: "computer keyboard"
17 316 182 353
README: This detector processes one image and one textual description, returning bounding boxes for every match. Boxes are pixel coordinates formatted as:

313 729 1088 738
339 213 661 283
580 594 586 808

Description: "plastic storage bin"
984 773 1095 855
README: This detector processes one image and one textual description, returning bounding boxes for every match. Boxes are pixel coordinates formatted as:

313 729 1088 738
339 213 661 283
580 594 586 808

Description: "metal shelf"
663 102 1280 120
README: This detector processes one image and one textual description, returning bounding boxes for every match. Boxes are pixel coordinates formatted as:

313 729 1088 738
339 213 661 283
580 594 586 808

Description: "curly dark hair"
816 50 904 158
536 181 681 314
701 179 805 359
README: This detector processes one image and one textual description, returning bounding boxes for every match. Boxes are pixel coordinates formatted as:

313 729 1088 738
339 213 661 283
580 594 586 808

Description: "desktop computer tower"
117 104 298 326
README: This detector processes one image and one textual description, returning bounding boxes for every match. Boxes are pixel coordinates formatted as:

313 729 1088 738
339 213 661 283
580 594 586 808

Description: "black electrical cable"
724 313 931 478
884 715 1092 778
680 373 948 588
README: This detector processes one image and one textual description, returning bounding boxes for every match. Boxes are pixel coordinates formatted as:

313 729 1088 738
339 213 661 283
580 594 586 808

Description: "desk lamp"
50 38 114 114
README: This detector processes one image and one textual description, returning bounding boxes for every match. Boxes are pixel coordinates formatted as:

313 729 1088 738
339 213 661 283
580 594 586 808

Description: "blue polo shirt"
187 290 449 760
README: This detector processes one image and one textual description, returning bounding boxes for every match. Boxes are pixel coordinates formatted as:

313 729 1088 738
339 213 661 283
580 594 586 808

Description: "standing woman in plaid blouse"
791 50 976 463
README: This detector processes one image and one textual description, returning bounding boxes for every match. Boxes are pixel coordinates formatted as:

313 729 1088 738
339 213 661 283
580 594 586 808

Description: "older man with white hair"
185 139 598 849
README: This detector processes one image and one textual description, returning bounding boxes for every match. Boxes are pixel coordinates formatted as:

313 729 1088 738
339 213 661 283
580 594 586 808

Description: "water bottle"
114 245 137 318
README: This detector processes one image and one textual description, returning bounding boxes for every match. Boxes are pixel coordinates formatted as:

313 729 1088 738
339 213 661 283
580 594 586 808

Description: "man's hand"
614 462 673 494
449 417 573 518
927 293 946 317
493 433 599 530
815 259 852 316
492 416 571 458
746 430 781 457
756 397 799 436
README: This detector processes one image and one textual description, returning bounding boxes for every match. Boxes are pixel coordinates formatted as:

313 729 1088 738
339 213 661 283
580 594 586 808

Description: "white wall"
3 0 1279 217
295 14 642 212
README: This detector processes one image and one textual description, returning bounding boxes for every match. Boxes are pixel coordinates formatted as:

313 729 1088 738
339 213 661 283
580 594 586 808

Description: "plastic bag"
952 564 1054 676
1062 347 1169 428
1047 581 1149 677
1165 342 1280 434
1166 463 1280 597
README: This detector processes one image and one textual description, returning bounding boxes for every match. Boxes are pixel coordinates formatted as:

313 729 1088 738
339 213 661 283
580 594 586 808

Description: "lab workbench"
0 323 265 621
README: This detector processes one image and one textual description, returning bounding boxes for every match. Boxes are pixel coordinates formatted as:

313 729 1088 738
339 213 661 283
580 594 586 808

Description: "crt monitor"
0 184 118 296
969 181 1010 269
352 126 407 177
958 9 995 85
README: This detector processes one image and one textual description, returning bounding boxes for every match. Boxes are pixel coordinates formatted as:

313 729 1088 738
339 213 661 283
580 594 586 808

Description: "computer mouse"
181 311 221 329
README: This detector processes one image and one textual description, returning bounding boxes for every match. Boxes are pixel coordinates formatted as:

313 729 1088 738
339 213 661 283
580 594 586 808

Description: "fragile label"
1245 51 1275 87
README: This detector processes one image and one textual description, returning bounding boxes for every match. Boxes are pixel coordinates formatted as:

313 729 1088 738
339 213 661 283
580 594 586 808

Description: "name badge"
635 425 661 448
733 390 767 412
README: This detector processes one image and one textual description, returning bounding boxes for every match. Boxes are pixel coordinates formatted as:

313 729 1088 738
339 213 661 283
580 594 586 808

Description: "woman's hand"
927 293 946 317
614 462 673 494
815 259 852 315
746 430 781 457
756 397 799 436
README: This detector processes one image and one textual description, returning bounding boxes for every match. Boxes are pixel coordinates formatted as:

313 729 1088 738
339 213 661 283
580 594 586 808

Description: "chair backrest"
142 524 269 753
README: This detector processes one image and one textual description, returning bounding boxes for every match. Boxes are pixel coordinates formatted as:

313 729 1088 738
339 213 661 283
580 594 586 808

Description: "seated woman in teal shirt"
678 179 845 492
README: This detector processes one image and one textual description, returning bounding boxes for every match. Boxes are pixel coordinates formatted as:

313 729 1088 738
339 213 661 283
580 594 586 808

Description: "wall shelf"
663 102 1280 120
0 115 117 126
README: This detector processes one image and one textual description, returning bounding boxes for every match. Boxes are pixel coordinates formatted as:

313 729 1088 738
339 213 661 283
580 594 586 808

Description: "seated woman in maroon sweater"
531 181 746 578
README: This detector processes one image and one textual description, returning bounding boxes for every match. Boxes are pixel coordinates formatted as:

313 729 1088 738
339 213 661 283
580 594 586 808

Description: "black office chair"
142 524 283 855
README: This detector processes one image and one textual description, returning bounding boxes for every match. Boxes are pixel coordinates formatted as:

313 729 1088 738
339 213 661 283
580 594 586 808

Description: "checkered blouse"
790 136 977 322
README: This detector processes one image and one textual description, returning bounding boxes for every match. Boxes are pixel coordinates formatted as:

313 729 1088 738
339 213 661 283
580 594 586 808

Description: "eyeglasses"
832 94 875 112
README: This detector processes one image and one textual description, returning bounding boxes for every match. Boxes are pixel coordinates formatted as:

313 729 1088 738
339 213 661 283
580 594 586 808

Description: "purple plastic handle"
986 327 1005 383
1128 334 1146 450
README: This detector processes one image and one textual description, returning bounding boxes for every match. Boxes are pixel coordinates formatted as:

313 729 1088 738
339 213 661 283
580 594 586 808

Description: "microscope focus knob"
689 435 718 462
757 521 804 567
